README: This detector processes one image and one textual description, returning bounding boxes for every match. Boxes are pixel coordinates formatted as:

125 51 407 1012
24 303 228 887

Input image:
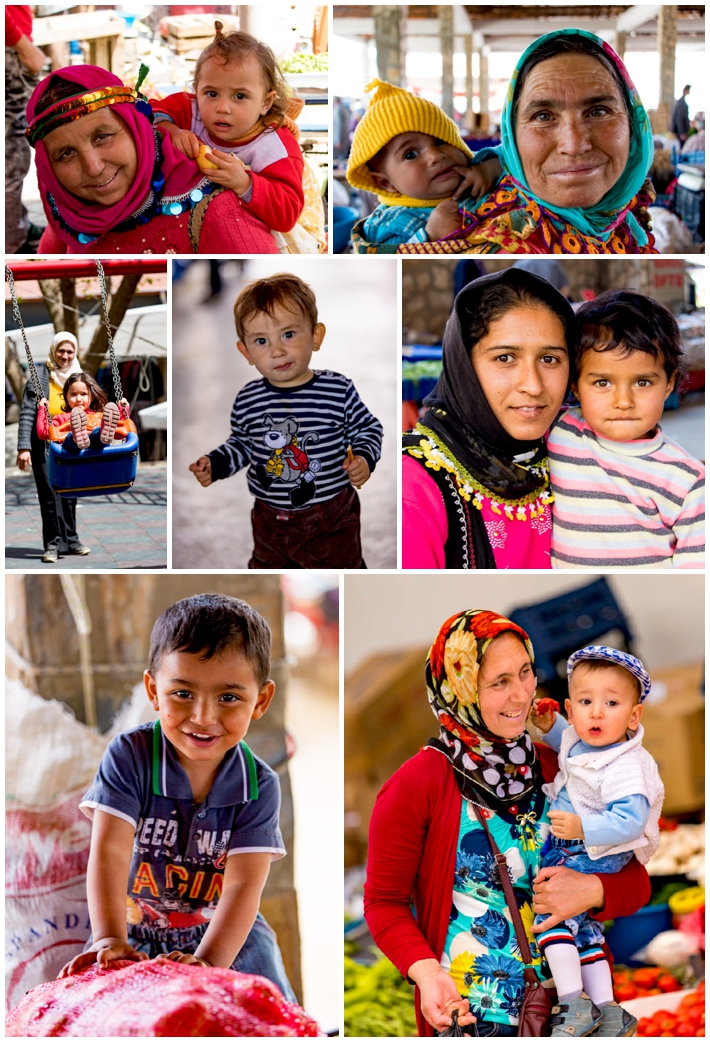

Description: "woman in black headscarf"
402 267 575 569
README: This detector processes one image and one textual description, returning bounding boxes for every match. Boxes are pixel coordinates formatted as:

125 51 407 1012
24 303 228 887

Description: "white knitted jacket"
543 723 664 864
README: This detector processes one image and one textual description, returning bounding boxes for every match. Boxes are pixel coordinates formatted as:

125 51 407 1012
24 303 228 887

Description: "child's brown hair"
233 273 318 340
62 371 108 412
193 21 290 130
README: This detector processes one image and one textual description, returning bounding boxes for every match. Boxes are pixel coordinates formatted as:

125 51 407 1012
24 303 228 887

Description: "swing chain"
5 264 50 425
96 260 125 405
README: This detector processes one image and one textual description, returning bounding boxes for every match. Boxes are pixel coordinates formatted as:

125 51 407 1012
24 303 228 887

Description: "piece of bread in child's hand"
197 145 219 170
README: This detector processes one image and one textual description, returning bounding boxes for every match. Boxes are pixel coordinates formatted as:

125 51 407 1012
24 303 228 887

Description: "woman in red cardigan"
364 609 651 1037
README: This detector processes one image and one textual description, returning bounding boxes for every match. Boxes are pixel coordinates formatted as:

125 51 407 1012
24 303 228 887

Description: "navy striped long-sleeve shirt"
208 371 384 508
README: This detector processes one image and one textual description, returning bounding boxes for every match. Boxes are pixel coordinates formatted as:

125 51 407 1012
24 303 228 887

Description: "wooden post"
614 31 626 61
373 5 406 87
657 5 677 130
439 4 454 119
478 46 489 116
464 34 473 117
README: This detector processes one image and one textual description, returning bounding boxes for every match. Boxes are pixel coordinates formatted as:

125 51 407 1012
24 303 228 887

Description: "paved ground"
172 259 398 569
5 462 167 569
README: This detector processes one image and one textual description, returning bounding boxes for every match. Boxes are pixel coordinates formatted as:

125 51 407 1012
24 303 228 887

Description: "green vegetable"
402 360 443 381
344 954 417 1037
280 52 329 73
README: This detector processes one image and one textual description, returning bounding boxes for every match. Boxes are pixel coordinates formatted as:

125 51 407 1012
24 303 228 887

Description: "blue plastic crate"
605 903 672 967
673 184 705 243
48 432 139 498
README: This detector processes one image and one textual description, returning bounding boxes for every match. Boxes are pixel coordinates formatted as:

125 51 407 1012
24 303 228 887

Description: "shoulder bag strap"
471 803 534 969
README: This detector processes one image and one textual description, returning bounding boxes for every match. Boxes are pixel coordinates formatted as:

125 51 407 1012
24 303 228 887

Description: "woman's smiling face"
515 53 631 209
44 108 138 205
477 632 537 739
470 304 569 440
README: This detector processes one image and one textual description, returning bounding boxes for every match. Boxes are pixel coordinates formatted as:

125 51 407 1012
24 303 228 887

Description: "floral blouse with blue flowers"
440 789 550 1026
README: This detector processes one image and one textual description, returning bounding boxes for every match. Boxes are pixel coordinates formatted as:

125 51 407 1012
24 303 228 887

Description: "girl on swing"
37 372 131 451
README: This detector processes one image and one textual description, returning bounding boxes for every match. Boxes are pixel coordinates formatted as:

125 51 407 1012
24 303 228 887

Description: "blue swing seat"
48 431 140 498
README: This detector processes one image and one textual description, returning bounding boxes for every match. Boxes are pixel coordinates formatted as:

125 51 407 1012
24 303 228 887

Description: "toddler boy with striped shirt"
548 290 704 569
190 273 383 568
530 646 664 1038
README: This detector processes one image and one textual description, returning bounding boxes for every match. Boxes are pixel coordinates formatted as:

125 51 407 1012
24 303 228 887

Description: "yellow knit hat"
346 79 473 205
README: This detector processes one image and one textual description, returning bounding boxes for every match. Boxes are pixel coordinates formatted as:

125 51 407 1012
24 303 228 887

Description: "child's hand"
452 156 502 201
530 697 558 734
38 397 49 409
343 453 370 489
165 125 201 160
57 937 148 978
425 199 462 241
200 149 252 195
190 456 212 487
156 951 211 968
548 810 584 841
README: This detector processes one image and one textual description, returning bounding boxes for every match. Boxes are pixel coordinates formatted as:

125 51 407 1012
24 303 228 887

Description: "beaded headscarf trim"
26 64 153 147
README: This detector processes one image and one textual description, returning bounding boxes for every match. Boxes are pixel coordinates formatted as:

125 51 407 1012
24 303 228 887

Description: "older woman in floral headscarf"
364 609 651 1037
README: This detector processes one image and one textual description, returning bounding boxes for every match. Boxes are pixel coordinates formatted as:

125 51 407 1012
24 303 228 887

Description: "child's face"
237 303 325 388
66 382 90 411
566 665 643 746
144 648 274 771
369 132 468 200
573 346 674 442
195 55 276 142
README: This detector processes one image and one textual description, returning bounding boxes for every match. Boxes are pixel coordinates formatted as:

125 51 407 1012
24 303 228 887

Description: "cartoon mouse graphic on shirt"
254 414 322 507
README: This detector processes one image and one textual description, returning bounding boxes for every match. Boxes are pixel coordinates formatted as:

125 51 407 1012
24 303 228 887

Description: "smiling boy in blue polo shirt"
59 593 295 1000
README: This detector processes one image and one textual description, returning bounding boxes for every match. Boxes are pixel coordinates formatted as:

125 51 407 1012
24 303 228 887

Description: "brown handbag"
471 804 556 1037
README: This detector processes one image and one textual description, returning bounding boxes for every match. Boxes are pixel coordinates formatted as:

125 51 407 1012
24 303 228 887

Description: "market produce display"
280 52 328 73
646 824 705 882
635 980 705 1037
6 960 321 1037
612 965 683 1002
345 955 417 1037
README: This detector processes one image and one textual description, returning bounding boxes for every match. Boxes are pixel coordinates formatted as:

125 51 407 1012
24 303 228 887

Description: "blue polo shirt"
80 721 285 947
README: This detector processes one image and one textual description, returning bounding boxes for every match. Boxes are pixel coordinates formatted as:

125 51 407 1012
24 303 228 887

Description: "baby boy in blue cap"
530 646 664 1039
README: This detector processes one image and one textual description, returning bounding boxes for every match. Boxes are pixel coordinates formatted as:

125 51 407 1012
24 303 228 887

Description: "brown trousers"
249 484 364 569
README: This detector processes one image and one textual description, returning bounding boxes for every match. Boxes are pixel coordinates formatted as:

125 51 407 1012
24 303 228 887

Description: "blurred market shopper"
670 85 692 144
364 610 652 1036
153 22 324 253
25 65 278 254
402 268 574 568
5 5 46 253
549 291 705 569
353 30 657 255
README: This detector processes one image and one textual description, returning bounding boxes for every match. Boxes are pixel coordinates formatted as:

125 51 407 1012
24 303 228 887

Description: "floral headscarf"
426 609 541 814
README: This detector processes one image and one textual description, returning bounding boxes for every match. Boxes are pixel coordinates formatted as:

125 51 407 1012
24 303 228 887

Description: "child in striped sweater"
548 290 704 568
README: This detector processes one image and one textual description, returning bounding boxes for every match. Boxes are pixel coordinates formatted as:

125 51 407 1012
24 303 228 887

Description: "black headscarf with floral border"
426 608 542 817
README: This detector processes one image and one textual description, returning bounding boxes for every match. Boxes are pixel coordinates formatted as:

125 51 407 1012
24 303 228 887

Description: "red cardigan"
364 744 652 1037
37 187 278 255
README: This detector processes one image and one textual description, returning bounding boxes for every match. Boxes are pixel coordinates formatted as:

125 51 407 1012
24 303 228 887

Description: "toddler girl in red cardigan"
37 371 131 451
153 23 305 238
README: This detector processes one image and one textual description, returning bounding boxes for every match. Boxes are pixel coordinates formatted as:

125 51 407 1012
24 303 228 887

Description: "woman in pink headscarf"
26 66 278 254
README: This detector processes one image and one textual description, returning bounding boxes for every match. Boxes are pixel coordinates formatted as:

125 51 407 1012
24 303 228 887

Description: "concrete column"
439 5 454 118
478 46 489 116
613 31 626 61
373 5 407 87
657 5 677 117
464 34 473 115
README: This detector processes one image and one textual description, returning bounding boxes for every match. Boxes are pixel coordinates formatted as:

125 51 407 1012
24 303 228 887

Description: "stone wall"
402 258 667 340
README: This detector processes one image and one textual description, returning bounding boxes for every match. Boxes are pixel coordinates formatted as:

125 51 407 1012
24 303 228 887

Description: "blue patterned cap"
567 645 651 702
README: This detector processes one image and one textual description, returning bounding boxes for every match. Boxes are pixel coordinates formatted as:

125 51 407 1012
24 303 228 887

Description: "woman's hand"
531 866 604 932
13 35 47 76
58 937 148 978
425 199 462 241
155 951 211 968
189 456 212 487
452 156 502 201
16 450 32 471
408 958 476 1031
201 150 252 196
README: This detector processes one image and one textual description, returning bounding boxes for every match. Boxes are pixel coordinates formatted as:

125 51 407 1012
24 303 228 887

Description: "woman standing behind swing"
16 332 91 563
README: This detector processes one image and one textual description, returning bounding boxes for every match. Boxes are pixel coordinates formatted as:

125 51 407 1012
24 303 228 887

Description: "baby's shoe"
100 401 119 444
70 407 90 449
590 1002 637 1037
550 994 603 1036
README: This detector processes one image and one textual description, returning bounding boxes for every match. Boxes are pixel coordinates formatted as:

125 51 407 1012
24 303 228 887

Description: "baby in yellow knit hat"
347 80 502 247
